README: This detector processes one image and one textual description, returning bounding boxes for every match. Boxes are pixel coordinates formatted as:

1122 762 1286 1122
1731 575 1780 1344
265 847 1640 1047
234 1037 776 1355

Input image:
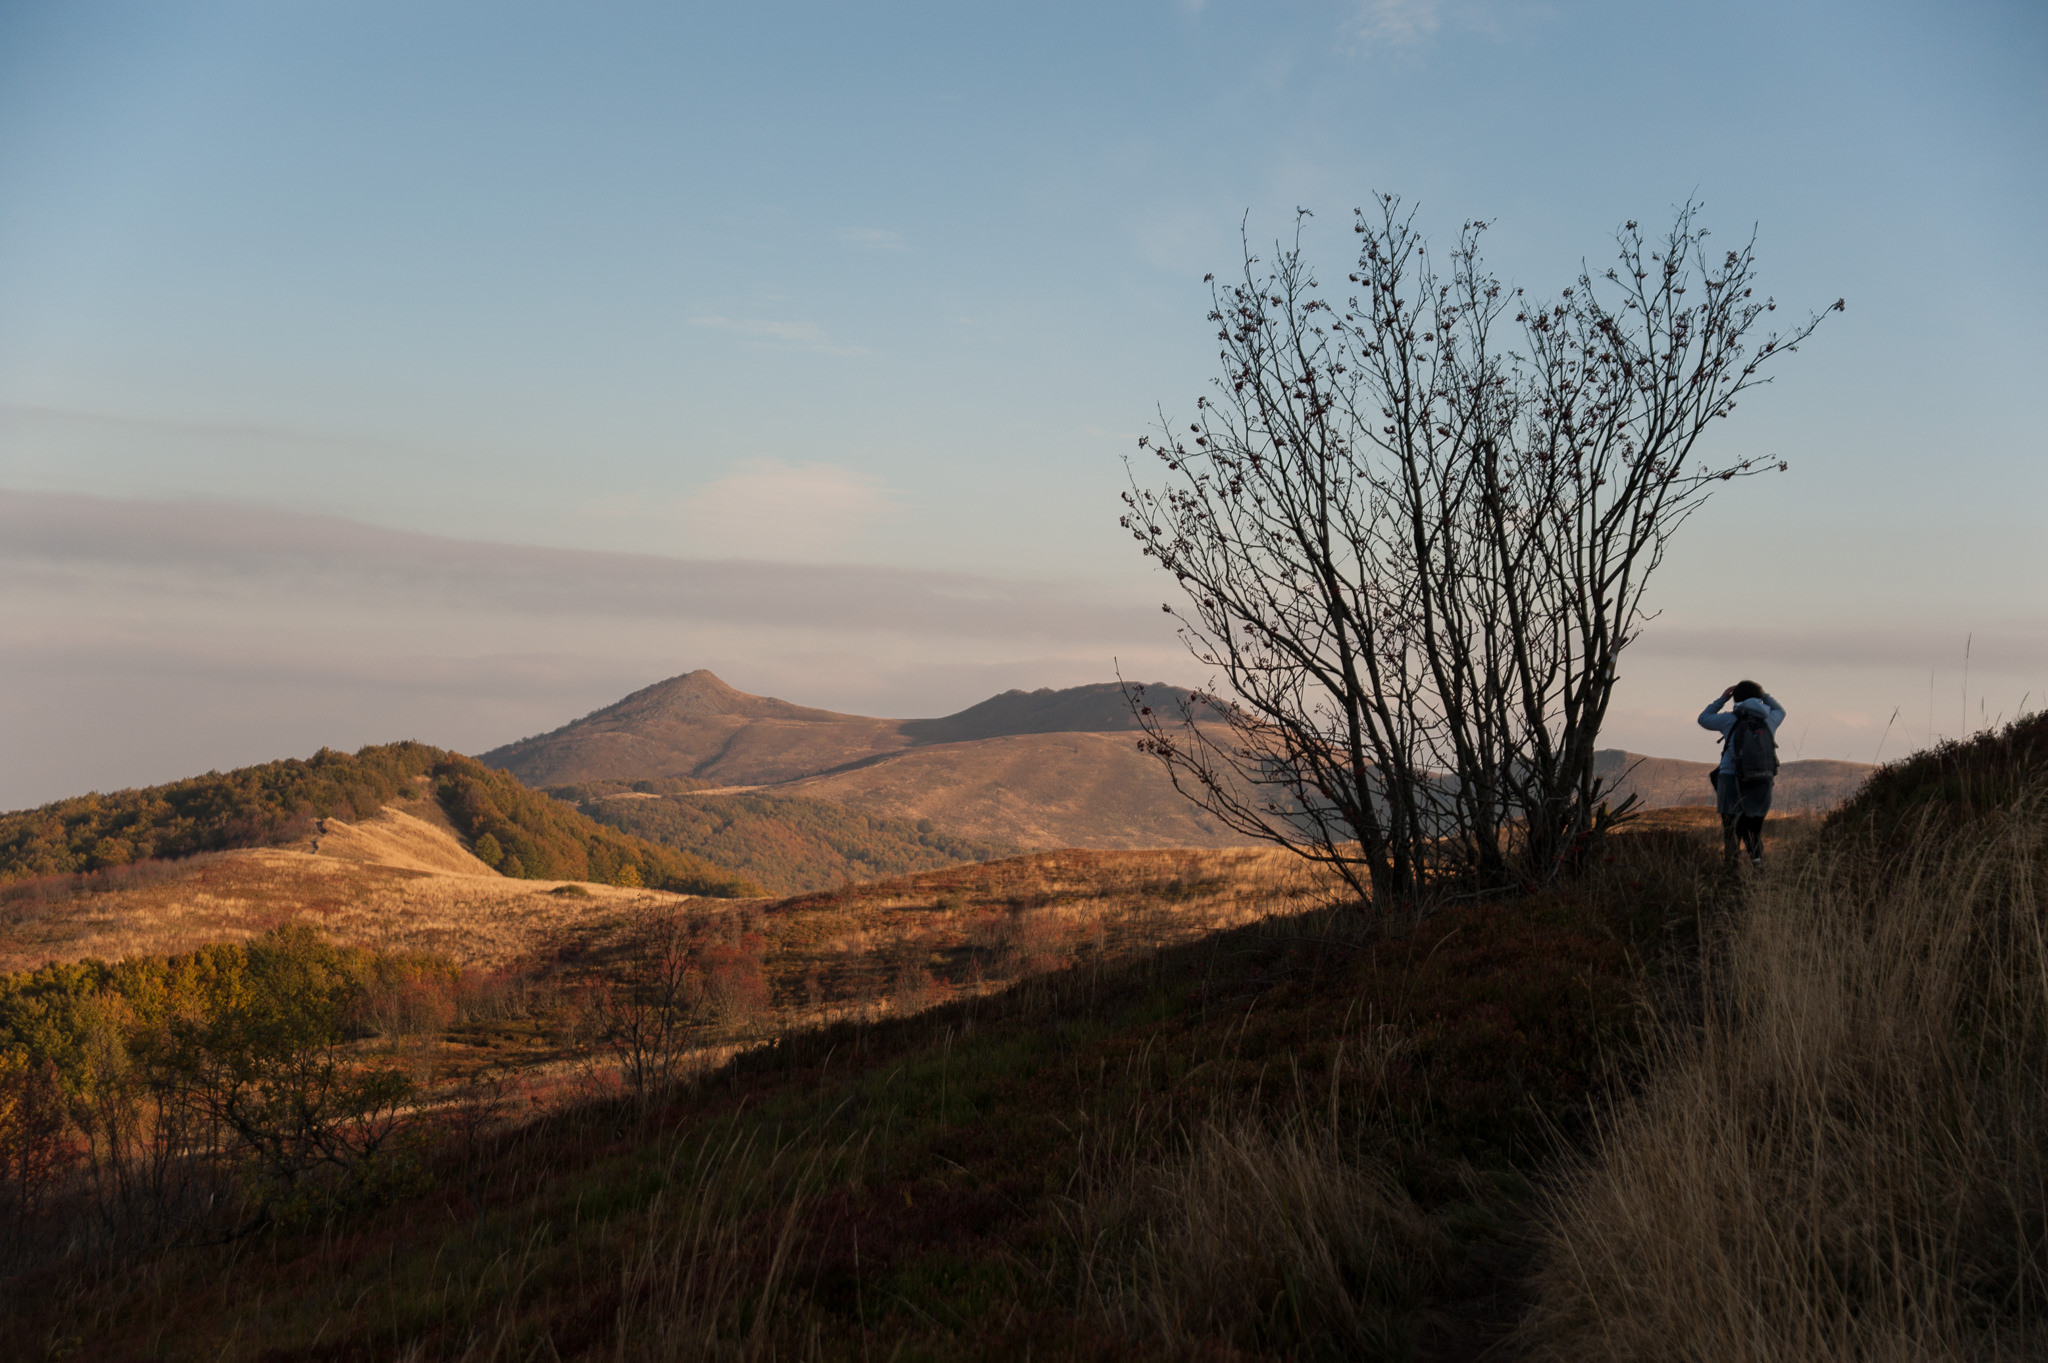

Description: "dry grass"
0 802 699 973
1 813 1336 1121
1063 1031 1445 1361
1525 783 2048 1360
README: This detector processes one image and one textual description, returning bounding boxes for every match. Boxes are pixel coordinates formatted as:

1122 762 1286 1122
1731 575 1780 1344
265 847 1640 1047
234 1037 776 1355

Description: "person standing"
1699 680 1785 867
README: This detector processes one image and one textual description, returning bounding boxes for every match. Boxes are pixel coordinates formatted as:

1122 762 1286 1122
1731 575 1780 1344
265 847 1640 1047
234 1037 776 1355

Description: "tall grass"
1526 781 2048 1360
1063 1031 1445 1360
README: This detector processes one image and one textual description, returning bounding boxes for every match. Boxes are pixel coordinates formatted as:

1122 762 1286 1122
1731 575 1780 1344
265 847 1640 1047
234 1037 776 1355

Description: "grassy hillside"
1529 712 2048 1358
551 781 1019 894
0 828 1712 1358
480 671 1205 790
7 714 2042 1357
0 804 705 975
769 730 1254 848
0 743 759 899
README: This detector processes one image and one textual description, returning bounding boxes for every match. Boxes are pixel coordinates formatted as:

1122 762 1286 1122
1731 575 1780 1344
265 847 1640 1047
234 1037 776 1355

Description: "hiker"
1699 681 1785 867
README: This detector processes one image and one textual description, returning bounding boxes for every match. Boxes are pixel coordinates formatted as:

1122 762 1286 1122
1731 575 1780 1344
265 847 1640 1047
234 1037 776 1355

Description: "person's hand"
1721 685 1736 701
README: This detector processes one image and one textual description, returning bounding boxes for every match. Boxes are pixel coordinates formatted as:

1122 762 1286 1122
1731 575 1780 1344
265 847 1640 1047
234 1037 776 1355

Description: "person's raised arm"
1761 692 1786 729
1699 687 1734 730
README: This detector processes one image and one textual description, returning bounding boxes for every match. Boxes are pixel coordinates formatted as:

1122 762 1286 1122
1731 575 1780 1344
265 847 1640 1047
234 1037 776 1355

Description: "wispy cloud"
678 458 896 556
835 227 905 251
1349 0 1553 55
0 490 1186 806
687 315 866 355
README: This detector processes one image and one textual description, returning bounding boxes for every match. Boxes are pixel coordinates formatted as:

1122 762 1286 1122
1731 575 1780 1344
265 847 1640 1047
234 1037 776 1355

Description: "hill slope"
1595 750 1872 813
0 799 704 973
483 672 1870 853
551 784 1022 895
772 730 1249 847
0 742 759 898
479 671 1202 789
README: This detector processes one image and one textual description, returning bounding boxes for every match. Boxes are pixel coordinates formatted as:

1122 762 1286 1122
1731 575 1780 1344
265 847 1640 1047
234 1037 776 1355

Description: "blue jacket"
1699 693 1786 775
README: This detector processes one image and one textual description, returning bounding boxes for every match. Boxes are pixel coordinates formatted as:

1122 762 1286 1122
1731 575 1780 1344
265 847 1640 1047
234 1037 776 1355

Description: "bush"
352 964 458 1042
0 927 439 1253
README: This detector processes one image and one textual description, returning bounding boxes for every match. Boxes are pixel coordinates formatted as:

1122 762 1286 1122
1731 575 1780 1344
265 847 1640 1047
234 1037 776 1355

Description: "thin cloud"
0 489 1155 642
1349 0 1552 54
679 458 896 557
0 491 1190 807
687 315 866 355
1354 0 1442 49
1631 624 2048 673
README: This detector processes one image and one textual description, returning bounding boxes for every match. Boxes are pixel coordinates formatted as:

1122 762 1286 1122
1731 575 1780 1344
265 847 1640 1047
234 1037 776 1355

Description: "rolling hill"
549 784 1023 895
477 671 1202 788
0 741 761 899
0 798 705 973
483 672 1873 850
1595 750 1873 813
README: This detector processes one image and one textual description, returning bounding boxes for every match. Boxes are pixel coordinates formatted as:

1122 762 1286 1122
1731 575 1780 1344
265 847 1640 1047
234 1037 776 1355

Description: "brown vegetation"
0 802 703 974
478 671 1198 789
3 712 2032 1359
554 784 1022 894
1526 718 2048 1359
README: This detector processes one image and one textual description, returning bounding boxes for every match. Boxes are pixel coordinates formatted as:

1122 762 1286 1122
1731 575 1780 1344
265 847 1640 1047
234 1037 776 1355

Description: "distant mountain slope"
896 681 1191 745
479 671 908 787
771 731 1249 849
480 671 1202 789
482 672 1872 854
1596 750 1872 813
551 785 1021 895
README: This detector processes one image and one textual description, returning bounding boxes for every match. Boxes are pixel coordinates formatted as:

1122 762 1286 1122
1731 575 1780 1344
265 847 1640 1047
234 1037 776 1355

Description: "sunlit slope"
0 800 699 973
773 731 1251 849
478 671 1203 788
477 670 910 787
0 741 757 896
554 785 1024 895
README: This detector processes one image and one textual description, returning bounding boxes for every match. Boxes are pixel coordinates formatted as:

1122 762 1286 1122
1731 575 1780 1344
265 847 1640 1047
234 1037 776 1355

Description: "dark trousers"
1714 771 1774 863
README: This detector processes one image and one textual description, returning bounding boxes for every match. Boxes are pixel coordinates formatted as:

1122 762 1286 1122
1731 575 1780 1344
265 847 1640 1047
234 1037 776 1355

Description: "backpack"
1729 712 1779 783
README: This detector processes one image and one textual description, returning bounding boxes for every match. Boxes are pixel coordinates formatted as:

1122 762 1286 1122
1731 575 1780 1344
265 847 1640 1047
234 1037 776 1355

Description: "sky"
2 0 2044 807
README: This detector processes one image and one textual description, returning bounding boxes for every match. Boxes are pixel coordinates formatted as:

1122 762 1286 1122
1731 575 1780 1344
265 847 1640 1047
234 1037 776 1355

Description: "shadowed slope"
1595 750 1871 813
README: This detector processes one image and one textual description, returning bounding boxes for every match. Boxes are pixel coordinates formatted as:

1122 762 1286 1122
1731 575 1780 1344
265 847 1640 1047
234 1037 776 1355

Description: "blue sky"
2 0 2044 805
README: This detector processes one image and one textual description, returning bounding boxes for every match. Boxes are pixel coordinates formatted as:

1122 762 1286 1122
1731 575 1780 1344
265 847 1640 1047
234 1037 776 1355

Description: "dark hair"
1732 680 1764 703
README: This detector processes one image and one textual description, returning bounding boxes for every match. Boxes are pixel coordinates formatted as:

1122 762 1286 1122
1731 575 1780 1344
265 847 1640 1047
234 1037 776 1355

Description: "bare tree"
1123 198 1840 906
588 908 703 1100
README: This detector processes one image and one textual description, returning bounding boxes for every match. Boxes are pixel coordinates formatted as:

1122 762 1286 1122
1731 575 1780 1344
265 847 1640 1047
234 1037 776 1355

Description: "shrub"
352 965 457 1042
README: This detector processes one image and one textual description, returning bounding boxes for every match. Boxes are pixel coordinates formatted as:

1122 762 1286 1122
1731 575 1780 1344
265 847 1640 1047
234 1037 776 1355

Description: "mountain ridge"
477 671 1204 789
480 672 1876 849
